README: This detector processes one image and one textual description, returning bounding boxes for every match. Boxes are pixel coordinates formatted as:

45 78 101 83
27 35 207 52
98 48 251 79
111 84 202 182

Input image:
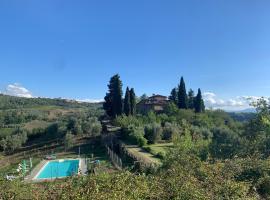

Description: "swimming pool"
35 159 80 179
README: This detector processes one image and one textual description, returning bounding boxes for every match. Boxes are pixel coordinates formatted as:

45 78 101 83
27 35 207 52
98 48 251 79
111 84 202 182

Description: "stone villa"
136 94 169 114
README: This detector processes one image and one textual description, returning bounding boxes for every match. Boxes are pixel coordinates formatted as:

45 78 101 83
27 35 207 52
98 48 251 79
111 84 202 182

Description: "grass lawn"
124 144 161 165
23 120 51 131
0 128 15 139
144 142 174 158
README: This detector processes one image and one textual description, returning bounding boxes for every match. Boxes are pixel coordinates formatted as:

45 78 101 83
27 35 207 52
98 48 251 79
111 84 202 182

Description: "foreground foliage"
0 151 264 199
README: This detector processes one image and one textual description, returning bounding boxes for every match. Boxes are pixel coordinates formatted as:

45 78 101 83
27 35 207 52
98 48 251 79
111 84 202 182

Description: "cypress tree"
103 92 113 117
178 77 188 109
103 74 123 118
140 94 148 101
169 88 178 105
130 88 136 115
187 89 195 109
124 87 131 116
195 88 205 113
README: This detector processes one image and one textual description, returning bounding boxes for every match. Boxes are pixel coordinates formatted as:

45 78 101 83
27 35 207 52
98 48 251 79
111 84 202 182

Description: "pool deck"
24 158 88 183
80 158 88 175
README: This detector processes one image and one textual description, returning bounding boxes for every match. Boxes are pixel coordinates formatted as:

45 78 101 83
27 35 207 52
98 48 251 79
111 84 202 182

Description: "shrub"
209 127 240 159
0 129 28 154
114 115 141 128
156 151 166 159
190 126 212 141
144 146 151 152
258 176 270 197
162 122 179 141
144 123 162 144
122 126 147 147
91 122 102 136
137 135 147 147
64 132 75 151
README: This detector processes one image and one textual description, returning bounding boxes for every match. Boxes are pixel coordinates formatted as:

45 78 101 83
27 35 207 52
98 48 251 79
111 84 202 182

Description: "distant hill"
0 94 102 110
233 108 256 113
0 93 105 178
228 111 256 122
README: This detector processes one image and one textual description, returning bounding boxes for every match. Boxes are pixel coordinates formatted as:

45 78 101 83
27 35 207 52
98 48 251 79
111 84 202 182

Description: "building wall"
137 95 169 114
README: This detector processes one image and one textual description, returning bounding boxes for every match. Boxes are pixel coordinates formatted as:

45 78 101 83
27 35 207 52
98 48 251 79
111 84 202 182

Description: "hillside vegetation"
0 95 104 172
1 75 270 199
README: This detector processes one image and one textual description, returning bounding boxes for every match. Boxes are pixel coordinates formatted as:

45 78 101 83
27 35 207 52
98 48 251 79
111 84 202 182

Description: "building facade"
136 94 169 114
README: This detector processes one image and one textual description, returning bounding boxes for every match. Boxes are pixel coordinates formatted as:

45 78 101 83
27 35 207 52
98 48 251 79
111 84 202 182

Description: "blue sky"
0 0 270 110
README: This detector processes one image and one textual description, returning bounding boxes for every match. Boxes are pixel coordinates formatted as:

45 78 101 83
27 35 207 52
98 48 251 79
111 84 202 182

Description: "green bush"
162 122 179 141
144 123 162 144
122 126 147 147
137 135 147 147
258 176 270 197
156 151 166 159
91 122 102 136
114 115 142 128
209 127 240 159
144 146 151 152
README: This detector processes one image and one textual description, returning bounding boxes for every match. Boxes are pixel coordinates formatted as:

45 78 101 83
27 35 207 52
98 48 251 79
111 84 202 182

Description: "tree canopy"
130 88 136 115
178 77 188 109
124 87 131 116
103 74 123 117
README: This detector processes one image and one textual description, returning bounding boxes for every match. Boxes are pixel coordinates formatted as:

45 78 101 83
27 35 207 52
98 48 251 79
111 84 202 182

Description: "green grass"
0 128 15 139
23 120 51 131
144 142 174 158
125 144 161 164
0 157 41 177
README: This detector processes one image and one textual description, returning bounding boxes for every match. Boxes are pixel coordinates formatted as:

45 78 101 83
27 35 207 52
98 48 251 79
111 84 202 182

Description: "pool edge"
28 158 84 182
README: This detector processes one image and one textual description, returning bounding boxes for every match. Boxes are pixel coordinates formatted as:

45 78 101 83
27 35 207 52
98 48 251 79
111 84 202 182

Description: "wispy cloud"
203 92 266 111
1 83 104 103
4 83 33 98
75 99 104 103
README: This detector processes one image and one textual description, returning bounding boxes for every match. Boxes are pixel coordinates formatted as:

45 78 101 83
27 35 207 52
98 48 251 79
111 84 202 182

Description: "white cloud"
75 99 104 103
203 92 266 111
4 83 33 98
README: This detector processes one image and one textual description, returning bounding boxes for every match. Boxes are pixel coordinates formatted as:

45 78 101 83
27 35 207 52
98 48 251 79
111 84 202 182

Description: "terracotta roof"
150 94 167 98
137 94 168 105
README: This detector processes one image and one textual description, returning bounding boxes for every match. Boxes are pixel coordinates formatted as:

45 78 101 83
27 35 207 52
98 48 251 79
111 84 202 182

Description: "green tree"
178 77 188 109
187 89 195 109
0 139 7 152
140 94 148 101
163 122 180 141
169 88 178 105
195 88 205 113
144 123 162 144
130 88 136 115
67 118 82 135
64 132 75 151
209 127 240 159
103 74 123 118
124 87 131 116
91 122 102 137
242 98 270 156
3 130 28 154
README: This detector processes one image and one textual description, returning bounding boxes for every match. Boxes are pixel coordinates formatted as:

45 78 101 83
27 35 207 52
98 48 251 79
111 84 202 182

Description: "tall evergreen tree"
124 87 131 116
103 92 113 117
103 74 123 117
130 88 136 115
195 88 205 113
140 94 148 101
187 89 195 109
169 88 178 105
178 77 188 109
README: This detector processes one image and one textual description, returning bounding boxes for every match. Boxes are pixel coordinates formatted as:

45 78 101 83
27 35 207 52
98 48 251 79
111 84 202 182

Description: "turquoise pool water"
36 159 80 179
